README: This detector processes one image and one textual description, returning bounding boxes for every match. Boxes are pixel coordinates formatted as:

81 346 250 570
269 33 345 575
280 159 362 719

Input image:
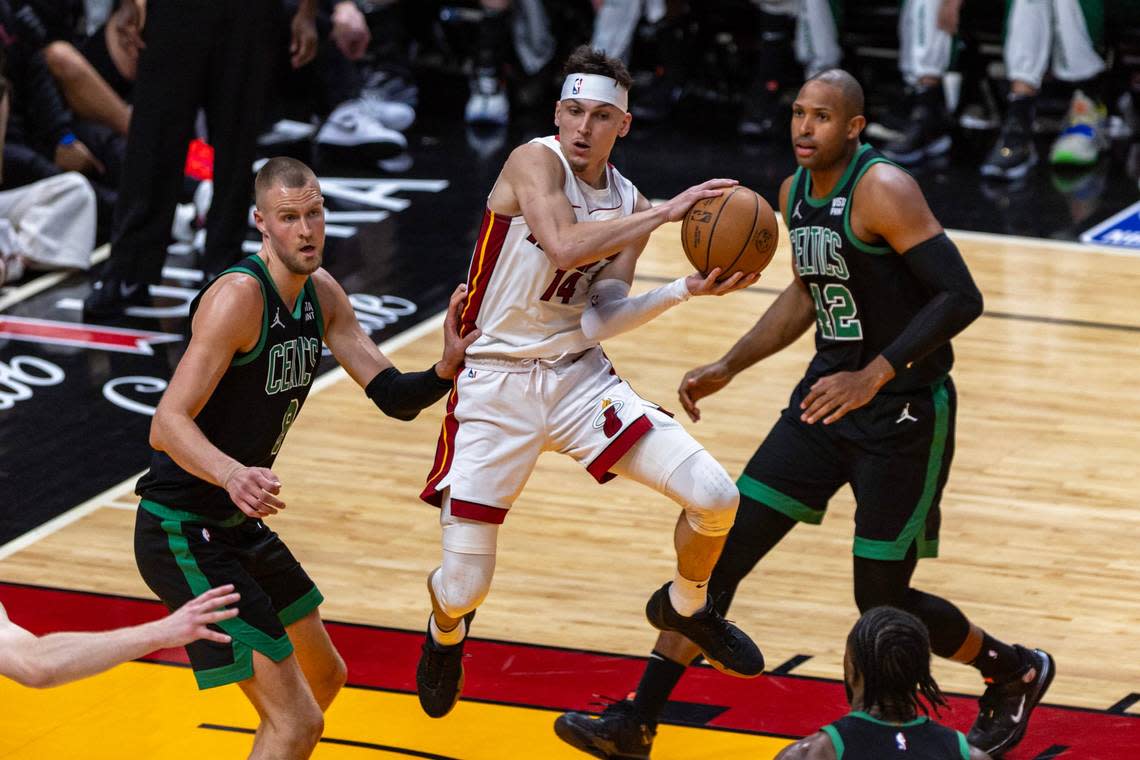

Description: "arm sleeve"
880 233 984 371
580 277 691 342
365 365 452 421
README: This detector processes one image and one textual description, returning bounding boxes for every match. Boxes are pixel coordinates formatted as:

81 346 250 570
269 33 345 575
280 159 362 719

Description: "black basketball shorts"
737 378 956 561
134 500 323 688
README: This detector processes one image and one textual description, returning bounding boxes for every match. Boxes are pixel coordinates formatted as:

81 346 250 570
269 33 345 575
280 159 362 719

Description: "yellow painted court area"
0 660 792 759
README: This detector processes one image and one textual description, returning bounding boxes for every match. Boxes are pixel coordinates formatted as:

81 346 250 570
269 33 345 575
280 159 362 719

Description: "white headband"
560 73 629 112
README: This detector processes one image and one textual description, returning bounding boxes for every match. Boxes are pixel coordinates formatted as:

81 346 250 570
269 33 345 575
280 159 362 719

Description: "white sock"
429 614 467 646
668 571 710 617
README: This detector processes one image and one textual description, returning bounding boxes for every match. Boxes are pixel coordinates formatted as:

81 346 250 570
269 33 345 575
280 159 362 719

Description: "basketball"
681 186 779 280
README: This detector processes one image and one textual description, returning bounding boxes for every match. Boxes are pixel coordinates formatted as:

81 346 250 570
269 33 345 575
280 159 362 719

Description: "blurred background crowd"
0 0 1136 311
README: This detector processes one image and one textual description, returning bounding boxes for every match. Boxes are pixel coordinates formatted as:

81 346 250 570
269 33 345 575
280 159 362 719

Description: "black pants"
107 0 282 283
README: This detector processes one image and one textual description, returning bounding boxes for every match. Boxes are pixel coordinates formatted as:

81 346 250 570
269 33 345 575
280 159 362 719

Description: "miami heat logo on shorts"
593 398 624 438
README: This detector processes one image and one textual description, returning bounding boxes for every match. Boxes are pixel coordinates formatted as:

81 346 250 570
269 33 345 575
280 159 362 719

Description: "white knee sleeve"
434 493 499 618
432 550 496 618
664 450 740 537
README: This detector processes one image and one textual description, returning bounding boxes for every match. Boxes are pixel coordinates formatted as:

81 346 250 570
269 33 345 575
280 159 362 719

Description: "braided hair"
848 606 948 718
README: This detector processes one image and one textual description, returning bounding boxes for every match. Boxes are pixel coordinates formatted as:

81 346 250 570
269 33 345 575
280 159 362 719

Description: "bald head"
255 157 318 209
803 69 865 118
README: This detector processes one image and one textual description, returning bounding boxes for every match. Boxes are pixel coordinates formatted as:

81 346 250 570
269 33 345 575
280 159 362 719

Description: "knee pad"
434 492 498 618
666 450 739 537
440 491 500 555
432 550 496 619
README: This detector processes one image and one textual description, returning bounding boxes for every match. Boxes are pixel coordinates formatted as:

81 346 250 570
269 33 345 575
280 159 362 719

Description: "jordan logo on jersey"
593 398 624 438
895 731 907 750
896 403 918 424
271 307 286 329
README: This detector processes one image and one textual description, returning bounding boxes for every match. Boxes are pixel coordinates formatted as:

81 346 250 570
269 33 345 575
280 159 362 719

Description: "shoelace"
584 694 637 717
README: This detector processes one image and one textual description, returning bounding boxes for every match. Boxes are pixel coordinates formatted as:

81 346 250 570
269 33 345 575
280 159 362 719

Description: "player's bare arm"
314 269 477 421
773 731 838 760
678 176 814 423
491 143 737 271
851 163 943 253
0 587 239 688
801 163 982 426
149 273 286 518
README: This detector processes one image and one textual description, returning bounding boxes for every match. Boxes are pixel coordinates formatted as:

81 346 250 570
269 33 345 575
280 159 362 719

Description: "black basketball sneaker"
644 582 764 678
967 647 1055 757
554 698 656 760
415 610 476 718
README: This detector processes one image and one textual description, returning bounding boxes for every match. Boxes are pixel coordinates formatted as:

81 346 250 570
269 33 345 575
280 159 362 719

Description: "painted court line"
948 227 1140 258
0 309 448 561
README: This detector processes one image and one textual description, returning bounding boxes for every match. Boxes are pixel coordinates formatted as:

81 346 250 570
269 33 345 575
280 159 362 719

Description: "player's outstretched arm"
0 586 239 688
149 274 286 519
315 271 476 421
497 143 736 271
679 176 815 422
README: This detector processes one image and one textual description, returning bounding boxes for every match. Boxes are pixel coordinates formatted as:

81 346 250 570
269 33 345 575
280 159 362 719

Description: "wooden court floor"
1 222 1138 757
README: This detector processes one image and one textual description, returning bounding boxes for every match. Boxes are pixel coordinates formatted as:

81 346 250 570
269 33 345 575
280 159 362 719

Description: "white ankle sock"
668 572 710 617
430 615 467 646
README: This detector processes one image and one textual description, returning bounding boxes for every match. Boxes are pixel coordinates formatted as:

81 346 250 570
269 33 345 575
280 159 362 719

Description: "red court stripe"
3 583 1137 757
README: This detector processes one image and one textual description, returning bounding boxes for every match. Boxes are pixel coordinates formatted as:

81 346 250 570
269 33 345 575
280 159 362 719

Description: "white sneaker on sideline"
317 101 407 162
465 74 509 126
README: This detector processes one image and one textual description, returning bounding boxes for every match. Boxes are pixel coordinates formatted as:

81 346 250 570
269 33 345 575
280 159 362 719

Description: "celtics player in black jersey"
776 607 991 760
134 157 477 760
555 71 1053 760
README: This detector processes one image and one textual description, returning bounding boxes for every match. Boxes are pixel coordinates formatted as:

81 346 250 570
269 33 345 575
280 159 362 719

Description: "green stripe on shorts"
161 519 294 683
279 586 324 627
852 382 949 560
194 642 254 689
141 499 247 528
737 475 825 525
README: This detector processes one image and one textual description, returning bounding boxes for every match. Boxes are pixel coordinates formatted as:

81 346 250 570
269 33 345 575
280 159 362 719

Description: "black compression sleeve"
365 366 453 421
880 233 983 371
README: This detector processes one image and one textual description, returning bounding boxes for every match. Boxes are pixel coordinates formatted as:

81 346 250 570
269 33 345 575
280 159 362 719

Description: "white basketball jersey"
460 136 639 361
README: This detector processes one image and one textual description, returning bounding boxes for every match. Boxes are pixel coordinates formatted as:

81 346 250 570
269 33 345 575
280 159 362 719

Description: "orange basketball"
681 186 779 280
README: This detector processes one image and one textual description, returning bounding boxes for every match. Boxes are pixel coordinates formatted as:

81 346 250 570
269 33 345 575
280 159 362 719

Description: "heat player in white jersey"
414 46 766 720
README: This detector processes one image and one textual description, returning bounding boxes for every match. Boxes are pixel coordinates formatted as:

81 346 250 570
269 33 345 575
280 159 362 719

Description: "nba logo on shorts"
202 528 211 542
895 732 907 750
572 77 584 95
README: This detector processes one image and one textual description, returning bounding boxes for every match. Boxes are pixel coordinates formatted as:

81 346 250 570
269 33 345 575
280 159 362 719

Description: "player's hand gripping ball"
682 186 779 281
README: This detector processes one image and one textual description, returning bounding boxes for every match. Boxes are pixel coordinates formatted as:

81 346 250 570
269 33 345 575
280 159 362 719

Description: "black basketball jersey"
137 255 324 521
821 712 969 760
787 144 952 393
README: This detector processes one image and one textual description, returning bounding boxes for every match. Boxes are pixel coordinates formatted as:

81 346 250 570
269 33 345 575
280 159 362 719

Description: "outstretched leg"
853 552 1055 757
417 493 498 718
